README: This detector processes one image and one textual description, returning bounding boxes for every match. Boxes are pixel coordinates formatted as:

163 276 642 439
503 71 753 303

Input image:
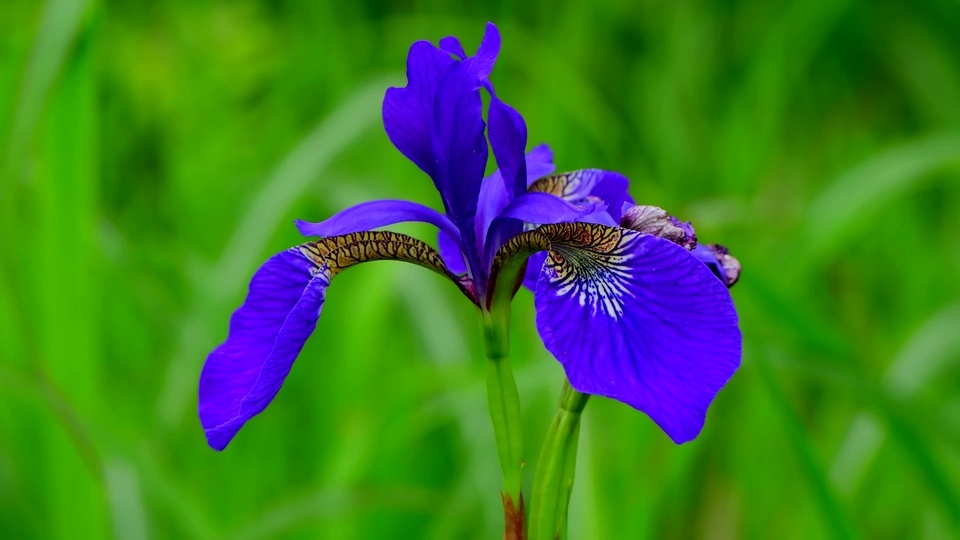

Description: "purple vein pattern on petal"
535 232 741 444
199 249 327 451
295 199 461 244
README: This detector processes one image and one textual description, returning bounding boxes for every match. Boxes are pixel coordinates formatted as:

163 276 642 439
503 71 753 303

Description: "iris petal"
199 249 327 451
200 231 474 450
438 36 466 60
483 192 604 267
529 169 633 222
295 199 461 244
488 97 529 200
382 42 455 182
382 24 502 287
691 244 725 283
524 144 556 186
438 229 468 275
531 225 741 444
475 147 557 266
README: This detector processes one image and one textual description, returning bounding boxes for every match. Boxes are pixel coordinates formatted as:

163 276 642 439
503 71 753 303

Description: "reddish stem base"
502 493 527 540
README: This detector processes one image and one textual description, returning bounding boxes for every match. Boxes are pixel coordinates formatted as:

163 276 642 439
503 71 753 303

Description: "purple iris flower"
199 22 741 451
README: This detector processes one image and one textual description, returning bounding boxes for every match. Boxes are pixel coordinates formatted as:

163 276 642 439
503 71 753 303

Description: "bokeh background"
2 0 959 538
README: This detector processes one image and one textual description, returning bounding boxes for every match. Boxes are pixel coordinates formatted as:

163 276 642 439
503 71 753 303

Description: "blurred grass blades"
801 134 960 268
1 0 89 188
2 1 959 537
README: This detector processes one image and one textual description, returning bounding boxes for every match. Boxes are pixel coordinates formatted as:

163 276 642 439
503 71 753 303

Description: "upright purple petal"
382 42 455 181
472 22 501 79
488 97 528 200
439 36 466 60
382 23 503 288
295 199 461 245
199 249 327 450
525 144 556 185
535 231 741 443
475 147 557 264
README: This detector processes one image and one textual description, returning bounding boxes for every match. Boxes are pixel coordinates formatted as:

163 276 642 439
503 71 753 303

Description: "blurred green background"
2 0 959 538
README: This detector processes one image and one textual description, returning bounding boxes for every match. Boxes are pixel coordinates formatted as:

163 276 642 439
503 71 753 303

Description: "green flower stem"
483 301 525 536
529 379 589 540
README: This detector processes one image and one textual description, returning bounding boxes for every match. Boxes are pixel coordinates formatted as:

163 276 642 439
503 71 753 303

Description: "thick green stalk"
529 380 589 540
483 300 526 538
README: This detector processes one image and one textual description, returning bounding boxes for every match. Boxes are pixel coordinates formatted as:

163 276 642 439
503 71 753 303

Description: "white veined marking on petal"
548 246 633 319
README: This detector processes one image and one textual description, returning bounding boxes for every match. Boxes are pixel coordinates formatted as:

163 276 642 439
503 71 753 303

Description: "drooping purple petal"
692 243 741 287
691 244 724 281
535 231 741 444
199 249 327 450
295 199 461 244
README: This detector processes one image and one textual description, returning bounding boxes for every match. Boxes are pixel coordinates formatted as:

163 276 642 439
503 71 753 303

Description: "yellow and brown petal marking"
297 230 478 305
528 171 593 199
491 222 636 317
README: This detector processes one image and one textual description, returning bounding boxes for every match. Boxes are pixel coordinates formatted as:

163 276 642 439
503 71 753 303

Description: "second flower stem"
529 379 589 540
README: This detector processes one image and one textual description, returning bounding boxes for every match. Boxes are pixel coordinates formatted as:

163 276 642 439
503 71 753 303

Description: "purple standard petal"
295 199 461 245
199 249 327 450
475 146 557 262
535 230 741 444
430 26 499 265
439 36 466 60
488 97 528 200
525 144 556 185
382 23 502 288
382 42 456 181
